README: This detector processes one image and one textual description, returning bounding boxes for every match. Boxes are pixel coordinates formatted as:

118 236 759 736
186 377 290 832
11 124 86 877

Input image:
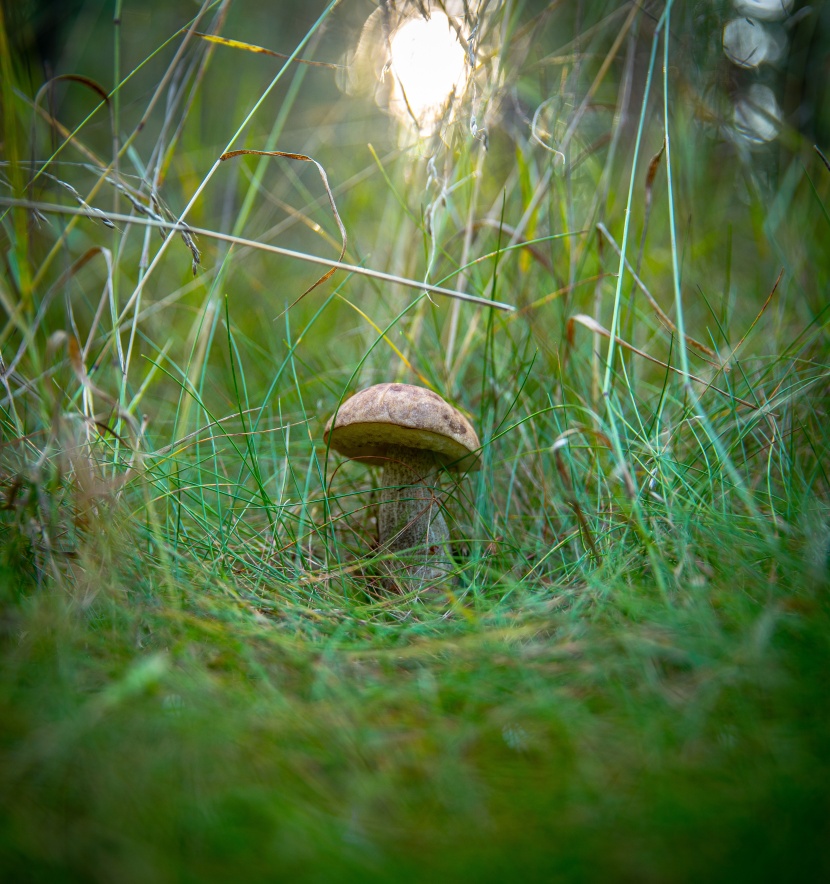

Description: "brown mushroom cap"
324 382 481 471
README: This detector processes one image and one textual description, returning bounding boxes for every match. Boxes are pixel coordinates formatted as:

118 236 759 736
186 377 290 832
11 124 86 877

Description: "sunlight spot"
388 12 469 135
723 18 787 68
731 0 794 22
733 83 782 145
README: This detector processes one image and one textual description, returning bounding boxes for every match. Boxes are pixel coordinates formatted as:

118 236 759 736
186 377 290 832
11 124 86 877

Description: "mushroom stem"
378 443 452 586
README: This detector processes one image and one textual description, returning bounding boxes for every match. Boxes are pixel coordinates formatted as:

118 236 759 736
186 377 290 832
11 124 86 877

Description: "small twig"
597 222 718 360
191 31 343 69
0 197 514 311
220 149 347 301
566 313 767 412
721 268 784 367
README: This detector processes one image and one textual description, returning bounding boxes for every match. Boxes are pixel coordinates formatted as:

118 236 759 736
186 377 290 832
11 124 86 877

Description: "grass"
1 0 829 880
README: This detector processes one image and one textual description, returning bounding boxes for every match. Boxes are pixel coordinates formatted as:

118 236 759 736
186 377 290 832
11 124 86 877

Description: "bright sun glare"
388 12 468 134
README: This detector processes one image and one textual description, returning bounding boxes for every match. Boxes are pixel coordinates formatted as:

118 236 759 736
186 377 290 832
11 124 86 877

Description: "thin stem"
378 445 452 587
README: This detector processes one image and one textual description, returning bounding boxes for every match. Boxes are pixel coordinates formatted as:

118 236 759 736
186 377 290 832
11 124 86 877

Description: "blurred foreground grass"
2 0 830 880
2 515 830 881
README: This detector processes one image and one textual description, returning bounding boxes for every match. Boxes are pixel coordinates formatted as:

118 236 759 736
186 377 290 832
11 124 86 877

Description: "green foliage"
1 0 829 879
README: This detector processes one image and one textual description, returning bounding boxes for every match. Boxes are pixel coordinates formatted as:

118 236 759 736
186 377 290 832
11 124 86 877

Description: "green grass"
2 0 829 880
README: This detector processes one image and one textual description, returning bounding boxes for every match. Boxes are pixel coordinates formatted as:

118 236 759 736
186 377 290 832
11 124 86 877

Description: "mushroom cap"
324 382 481 471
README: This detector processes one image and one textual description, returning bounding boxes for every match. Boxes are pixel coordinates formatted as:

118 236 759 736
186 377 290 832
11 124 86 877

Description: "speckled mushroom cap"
324 382 481 471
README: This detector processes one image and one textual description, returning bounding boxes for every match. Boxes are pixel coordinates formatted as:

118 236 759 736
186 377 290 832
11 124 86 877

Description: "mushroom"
324 382 480 588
